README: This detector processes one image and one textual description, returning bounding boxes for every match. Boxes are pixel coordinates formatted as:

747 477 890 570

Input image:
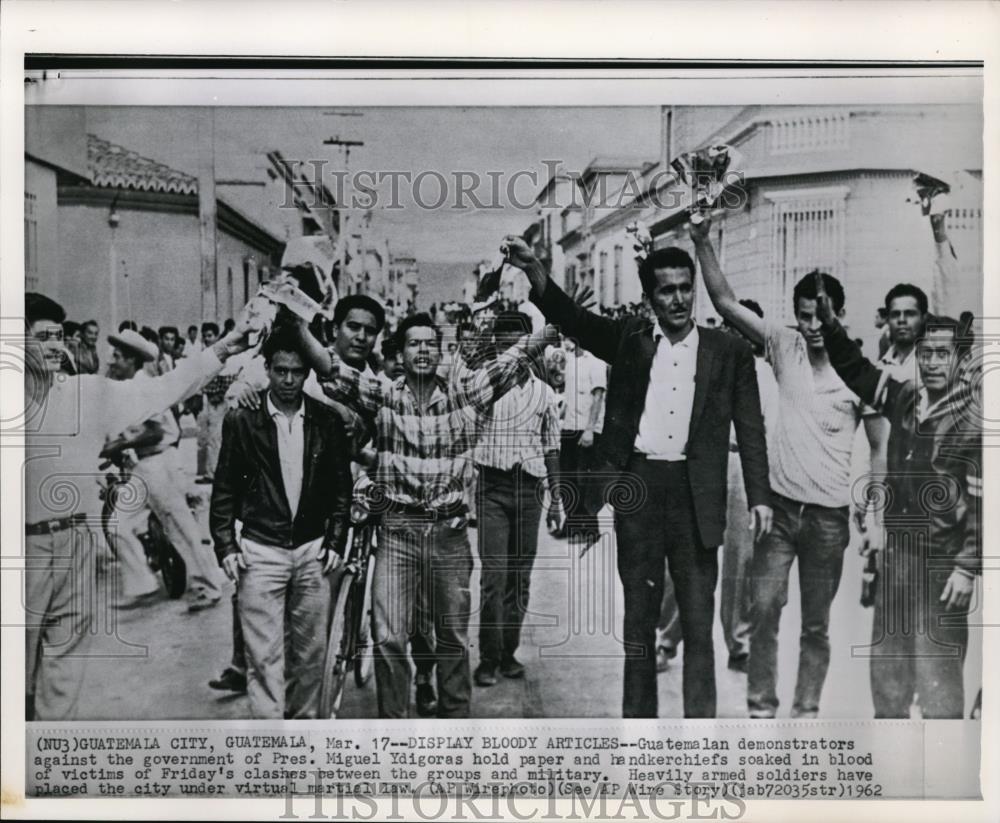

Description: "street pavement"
70 436 983 721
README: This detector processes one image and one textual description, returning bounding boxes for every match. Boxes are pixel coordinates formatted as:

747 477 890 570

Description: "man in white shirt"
195 322 227 480
508 235 772 719
693 218 885 719
101 330 223 612
557 338 606 536
472 311 564 686
23 292 254 720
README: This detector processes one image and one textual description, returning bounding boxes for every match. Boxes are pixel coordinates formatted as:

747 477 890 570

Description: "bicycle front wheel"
354 552 376 687
319 570 356 719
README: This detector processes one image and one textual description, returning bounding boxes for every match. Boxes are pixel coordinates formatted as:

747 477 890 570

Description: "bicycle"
98 454 187 599
318 503 377 718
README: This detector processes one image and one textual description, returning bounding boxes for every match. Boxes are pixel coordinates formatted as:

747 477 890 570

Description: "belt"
479 462 539 476
630 452 686 464
26 513 87 536
387 501 467 522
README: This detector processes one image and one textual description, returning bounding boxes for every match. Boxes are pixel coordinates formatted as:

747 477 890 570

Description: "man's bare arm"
688 217 765 347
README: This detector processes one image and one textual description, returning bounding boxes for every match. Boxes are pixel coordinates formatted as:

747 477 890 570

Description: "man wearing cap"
23 292 254 720
101 330 224 611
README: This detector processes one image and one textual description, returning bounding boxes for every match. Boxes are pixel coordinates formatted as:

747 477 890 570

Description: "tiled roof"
87 133 197 195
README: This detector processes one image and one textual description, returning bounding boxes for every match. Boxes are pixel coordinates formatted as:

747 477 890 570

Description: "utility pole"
323 136 364 293
197 109 218 323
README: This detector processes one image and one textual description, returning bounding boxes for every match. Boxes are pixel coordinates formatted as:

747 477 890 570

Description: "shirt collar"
652 322 699 348
266 392 305 422
401 376 448 410
880 343 914 367
916 383 964 423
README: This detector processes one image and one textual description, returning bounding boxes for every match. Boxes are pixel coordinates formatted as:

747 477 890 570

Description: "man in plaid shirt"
299 310 556 718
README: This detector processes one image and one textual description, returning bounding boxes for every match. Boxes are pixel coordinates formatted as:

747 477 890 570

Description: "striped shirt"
765 323 867 508
319 339 536 512
474 374 561 478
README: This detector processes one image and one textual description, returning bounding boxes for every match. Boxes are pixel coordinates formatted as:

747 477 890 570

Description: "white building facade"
532 105 983 355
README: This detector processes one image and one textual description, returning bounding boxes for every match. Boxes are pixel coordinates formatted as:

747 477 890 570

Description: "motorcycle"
98 453 187 599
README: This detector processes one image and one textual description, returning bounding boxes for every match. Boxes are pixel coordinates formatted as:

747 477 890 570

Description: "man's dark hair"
921 312 975 358
381 337 399 360
884 282 929 315
223 318 235 333
493 310 532 342
63 320 81 338
333 294 386 332
116 345 145 370
119 320 138 332
201 322 220 337
158 325 179 340
82 319 98 332
261 326 309 367
739 298 764 319
26 292 66 326
187 324 198 335
394 312 441 352
637 247 696 297
793 270 845 314
140 326 159 346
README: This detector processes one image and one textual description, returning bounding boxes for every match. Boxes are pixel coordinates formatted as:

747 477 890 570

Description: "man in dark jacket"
505 233 772 719
815 276 980 718
210 327 352 719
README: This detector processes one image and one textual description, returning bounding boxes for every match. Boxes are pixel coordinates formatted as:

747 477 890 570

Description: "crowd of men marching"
24 200 981 724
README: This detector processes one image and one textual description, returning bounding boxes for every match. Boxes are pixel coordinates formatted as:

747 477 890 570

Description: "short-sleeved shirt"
474 375 561 478
765 323 866 508
562 349 607 432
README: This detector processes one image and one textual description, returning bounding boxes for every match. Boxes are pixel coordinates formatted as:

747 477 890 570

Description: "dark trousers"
720 452 753 659
747 493 849 718
476 465 543 665
615 456 719 718
656 574 683 652
559 430 597 524
869 531 968 718
231 591 246 672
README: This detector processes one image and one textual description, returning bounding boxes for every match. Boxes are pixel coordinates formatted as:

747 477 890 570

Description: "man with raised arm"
505 232 772 719
690 217 887 719
23 292 255 720
813 272 979 718
298 310 557 718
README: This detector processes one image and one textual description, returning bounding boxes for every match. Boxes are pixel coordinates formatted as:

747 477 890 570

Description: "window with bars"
764 187 849 322
613 244 623 305
944 206 983 304
25 192 39 290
